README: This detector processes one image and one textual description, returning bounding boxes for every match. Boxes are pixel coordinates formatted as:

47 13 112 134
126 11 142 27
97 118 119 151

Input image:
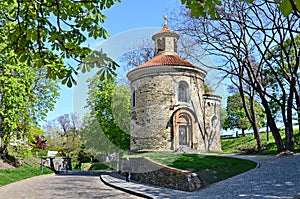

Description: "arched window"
157 38 166 54
178 81 189 102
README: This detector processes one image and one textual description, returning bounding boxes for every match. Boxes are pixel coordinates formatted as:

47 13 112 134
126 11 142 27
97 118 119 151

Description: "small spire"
164 15 168 25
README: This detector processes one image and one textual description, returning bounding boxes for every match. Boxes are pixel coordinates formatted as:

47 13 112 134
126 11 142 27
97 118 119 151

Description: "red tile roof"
136 54 196 69
152 24 179 40
159 24 172 33
129 24 199 73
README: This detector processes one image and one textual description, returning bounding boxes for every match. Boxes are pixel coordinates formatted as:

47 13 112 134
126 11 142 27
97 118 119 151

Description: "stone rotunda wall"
127 22 222 152
128 65 206 151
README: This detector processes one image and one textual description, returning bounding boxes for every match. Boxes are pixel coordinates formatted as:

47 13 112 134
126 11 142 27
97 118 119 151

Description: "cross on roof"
164 16 168 25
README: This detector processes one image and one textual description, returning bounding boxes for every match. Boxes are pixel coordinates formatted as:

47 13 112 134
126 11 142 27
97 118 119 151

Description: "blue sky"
41 0 182 127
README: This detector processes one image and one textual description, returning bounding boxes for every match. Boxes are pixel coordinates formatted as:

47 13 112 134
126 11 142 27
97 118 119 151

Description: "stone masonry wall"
203 94 222 152
130 74 174 150
119 157 202 192
130 69 207 151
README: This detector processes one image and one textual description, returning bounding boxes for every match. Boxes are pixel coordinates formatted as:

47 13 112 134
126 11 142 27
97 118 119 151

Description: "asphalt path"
0 174 142 199
1 154 299 199
99 154 300 199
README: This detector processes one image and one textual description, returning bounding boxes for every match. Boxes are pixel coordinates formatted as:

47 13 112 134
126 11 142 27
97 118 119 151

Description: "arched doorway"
171 108 196 150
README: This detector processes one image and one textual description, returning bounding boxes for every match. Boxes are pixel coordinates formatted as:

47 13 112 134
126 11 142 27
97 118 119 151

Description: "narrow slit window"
132 90 136 107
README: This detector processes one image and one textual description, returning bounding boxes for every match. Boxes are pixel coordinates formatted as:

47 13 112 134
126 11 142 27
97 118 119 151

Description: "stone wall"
119 157 202 192
128 64 222 153
129 67 207 151
203 94 222 152
45 157 72 173
130 74 174 150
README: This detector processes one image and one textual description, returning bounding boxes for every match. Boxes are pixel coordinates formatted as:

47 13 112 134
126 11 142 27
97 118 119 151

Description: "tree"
1 0 120 158
224 93 265 134
0 0 121 85
0 54 57 155
30 69 60 123
0 58 34 155
80 118 121 159
264 35 300 150
170 0 299 152
0 50 59 156
181 0 300 18
44 113 83 161
84 78 130 152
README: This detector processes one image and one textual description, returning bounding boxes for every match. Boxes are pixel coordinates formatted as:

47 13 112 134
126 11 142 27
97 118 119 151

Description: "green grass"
88 162 115 170
221 129 300 154
128 152 257 185
71 162 91 170
0 166 53 186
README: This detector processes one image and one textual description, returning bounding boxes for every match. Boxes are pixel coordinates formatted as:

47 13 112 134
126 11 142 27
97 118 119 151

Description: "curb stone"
100 174 153 199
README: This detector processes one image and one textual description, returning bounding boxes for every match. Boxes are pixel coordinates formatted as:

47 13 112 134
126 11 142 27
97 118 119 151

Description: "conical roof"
127 23 203 75
137 54 195 68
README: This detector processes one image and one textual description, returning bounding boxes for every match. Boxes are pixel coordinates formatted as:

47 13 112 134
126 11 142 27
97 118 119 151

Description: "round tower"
127 22 221 152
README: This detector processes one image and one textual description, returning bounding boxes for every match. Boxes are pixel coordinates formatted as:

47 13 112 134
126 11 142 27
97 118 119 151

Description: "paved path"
0 173 142 199
102 154 300 199
0 154 299 199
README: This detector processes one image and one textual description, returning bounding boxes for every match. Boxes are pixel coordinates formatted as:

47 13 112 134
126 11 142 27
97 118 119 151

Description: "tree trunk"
241 128 245 136
249 94 265 151
253 125 264 151
238 78 265 151
285 89 294 151
295 92 300 131
260 95 284 152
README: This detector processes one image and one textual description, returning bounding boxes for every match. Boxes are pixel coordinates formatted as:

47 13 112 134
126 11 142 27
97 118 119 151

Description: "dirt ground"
0 159 15 170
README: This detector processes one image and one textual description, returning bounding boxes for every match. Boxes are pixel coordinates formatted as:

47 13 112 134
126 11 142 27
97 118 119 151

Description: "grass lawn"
88 162 115 170
221 129 300 154
128 152 257 185
0 165 53 186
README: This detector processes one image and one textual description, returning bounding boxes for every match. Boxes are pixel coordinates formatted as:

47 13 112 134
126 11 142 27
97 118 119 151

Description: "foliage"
79 50 120 82
80 118 113 156
88 162 113 170
1 0 120 156
0 165 53 186
224 93 265 131
44 113 84 162
0 47 59 156
30 69 60 123
84 78 130 152
219 108 227 129
77 144 93 163
204 84 214 93
0 56 34 150
263 34 300 127
0 0 121 86
27 127 45 148
181 0 300 18
0 51 57 154
181 0 222 19
56 151 67 157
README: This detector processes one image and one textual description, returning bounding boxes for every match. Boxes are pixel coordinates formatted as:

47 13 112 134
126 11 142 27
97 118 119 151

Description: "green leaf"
62 77 68 85
81 65 86 73
67 79 72 88
279 0 293 16
296 0 300 11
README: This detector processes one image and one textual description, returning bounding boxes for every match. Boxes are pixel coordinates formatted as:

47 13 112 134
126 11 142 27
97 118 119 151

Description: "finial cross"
164 15 168 25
